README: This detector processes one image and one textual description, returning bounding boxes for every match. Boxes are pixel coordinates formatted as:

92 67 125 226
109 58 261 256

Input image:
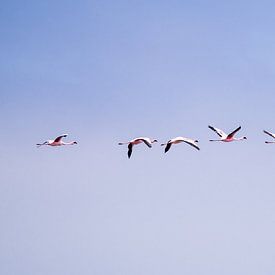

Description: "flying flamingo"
37 134 77 147
263 130 275 144
208 125 247 142
118 137 158 158
161 136 200 153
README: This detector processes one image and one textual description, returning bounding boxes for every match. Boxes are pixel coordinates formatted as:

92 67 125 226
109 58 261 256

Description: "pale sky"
1 1 275 274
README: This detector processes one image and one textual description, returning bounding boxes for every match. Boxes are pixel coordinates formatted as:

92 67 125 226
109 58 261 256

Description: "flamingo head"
36 141 49 147
243 137 247 140
194 140 199 143
152 139 158 143
72 141 78 144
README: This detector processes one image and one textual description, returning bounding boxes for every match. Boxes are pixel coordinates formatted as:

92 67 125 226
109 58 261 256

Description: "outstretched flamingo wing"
263 130 275 139
164 142 172 153
208 125 226 138
140 138 152 148
54 134 68 142
182 138 200 151
127 143 133 158
227 126 241 139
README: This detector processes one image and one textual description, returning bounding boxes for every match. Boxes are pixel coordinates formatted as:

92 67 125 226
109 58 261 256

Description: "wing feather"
263 130 275 139
127 143 133 158
227 126 241 138
141 138 152 148
54 134 67 142
164 143 172 153
208 125 226 138
182 138 200 150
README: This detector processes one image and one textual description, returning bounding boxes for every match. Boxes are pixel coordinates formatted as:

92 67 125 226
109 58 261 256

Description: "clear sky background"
1 1 275 274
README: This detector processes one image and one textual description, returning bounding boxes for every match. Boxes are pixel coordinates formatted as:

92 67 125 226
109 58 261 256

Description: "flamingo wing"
208 125 226 138
140 138 152 148
263 130 275 139
182 138 200 150
164 142 172 153
127 143 133 158
54 134 68 142
227 126 241 139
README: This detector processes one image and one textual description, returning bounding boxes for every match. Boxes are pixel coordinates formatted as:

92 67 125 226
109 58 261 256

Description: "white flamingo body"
118 137 158 158
208 125 247 142
37 134 77 147
263 130 275 144
161 136 200 153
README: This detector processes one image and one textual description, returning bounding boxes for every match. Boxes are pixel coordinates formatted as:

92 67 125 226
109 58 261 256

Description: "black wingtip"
208 125 215 131
164 143 171 153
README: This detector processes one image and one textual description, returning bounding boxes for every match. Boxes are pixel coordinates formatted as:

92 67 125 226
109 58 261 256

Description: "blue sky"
1 1 275 274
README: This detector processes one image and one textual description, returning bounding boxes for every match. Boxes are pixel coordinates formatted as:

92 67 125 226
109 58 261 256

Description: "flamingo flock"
117 125 248 158
37 126 275 159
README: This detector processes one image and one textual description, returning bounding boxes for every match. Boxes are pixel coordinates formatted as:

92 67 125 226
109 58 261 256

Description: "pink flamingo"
208 125 247 142
37 134 77 147
161 137 200 153
118 137 158 158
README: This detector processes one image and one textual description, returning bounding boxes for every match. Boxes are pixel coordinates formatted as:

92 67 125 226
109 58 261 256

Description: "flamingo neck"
235 137 246 141
118 142 129 145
